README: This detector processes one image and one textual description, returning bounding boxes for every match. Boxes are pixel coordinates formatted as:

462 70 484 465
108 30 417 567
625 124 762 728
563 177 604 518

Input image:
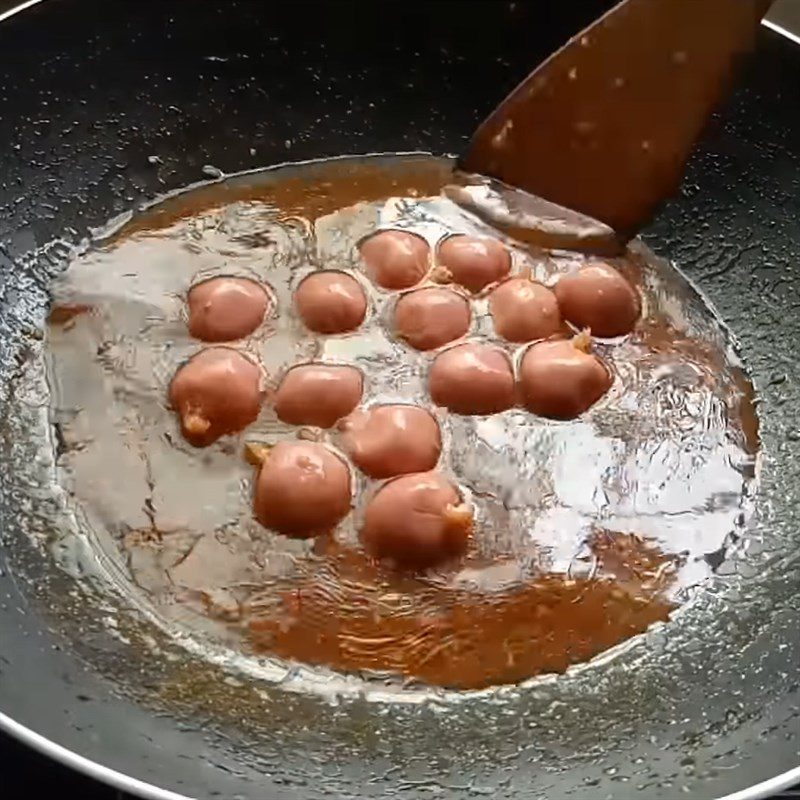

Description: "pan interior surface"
42 153 758 695
0 2 797 799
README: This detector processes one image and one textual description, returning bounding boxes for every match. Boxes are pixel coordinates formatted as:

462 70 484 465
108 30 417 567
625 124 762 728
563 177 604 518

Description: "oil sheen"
45 154 758 690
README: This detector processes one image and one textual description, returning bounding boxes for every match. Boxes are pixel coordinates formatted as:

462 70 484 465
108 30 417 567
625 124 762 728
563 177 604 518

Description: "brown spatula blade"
460 0 772 238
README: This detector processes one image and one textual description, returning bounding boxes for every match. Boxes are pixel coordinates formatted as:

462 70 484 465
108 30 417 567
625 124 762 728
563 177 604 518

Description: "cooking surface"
44 155 754 690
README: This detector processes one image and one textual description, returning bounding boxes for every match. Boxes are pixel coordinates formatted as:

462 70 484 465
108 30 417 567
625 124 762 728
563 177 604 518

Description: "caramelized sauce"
46 154 758 690
250 535 674 689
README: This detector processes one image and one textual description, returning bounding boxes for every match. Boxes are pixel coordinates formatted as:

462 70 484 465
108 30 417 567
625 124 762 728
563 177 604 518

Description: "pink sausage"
428 343 515 415
554 262 640 337
519 338 611 419
393 287 471 351
360 230 430 290
489 278 561 343
275 364 363 428
437 235 511 293
168 348 263 447
253 441 351 537
362 472 472 568
188 277 269 342
340 404 441 478
294 271 367 334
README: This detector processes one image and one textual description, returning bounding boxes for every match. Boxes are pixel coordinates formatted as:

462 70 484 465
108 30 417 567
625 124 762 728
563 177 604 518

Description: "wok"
0 1 798 798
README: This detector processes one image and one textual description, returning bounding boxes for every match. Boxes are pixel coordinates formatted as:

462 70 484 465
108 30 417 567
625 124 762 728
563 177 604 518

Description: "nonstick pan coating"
0 2 798 798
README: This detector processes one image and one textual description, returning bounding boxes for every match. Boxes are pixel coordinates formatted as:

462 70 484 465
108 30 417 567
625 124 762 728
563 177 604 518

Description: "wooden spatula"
459 0 773 240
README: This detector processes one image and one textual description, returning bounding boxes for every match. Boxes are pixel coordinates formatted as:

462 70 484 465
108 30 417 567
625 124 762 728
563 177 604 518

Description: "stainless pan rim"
719 767 800 800
4 708 800 800
0 712 190 800
762 16 800 46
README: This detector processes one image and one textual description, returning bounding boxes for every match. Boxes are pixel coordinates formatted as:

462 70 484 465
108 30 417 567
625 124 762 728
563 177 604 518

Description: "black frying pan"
0 1 798 798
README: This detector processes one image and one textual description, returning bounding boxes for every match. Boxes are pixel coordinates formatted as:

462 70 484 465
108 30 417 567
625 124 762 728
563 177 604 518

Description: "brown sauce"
249 534 674 689
46 154 758 690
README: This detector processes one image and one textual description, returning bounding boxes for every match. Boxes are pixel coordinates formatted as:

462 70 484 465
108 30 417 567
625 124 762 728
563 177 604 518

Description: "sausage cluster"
166 227 640 570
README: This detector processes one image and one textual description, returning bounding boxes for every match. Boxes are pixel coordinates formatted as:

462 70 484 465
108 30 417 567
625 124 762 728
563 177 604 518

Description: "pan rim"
718 766 800 800
762 17 800 46
0 1 797 799
0 0 42 23
0 712 191 800
3 708 799 800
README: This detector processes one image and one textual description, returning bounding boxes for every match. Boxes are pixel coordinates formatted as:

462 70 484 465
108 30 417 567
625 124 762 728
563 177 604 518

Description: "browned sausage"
428 343 515 415
188 277 269 342
168 348 263 446
274 364 363 428
554 262 640 337
437 235 511 293
294 271 367 334
340 404 441 478
489 278 561 342
360 230 430 289
362 472 472 568
253 441 351 537
393 287 471 351
519 336 611 419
